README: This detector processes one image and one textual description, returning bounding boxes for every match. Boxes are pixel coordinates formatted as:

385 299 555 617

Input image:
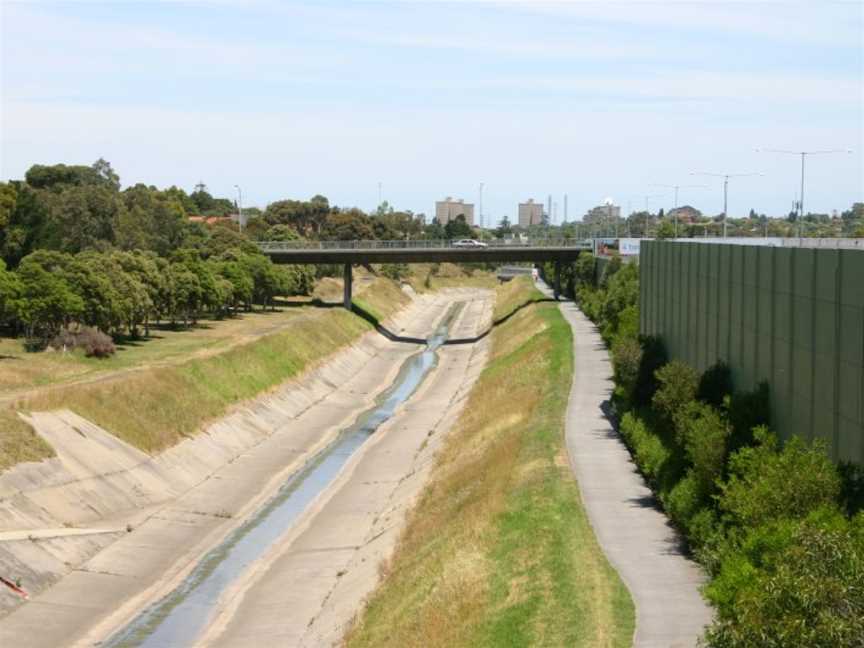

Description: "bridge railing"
257 238 593 252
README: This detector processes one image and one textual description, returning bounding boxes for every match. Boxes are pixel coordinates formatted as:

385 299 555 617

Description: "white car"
451 239 488 248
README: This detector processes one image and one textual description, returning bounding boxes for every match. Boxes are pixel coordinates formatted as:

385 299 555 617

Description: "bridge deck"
258 239 590 264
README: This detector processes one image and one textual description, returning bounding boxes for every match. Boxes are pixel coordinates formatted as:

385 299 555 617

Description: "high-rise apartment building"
518 199 544 228
584 203 621 225
435 197 475 225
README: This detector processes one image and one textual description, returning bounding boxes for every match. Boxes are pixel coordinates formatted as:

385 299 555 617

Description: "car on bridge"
451 239 488 248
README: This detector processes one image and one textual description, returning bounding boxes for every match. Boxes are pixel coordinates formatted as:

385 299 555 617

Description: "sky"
1 0 862 224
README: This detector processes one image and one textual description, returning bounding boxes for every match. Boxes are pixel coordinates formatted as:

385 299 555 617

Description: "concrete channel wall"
640 240 864 464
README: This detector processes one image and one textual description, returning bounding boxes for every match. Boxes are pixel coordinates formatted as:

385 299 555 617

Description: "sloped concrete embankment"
201 290 493 648
0 289 475 643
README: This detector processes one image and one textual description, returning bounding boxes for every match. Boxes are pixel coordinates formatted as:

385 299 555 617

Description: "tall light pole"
479 182 484 229
691 172 762 238
651 183 708 236
234 184 243 231
377 182 382 208
756 148 852 237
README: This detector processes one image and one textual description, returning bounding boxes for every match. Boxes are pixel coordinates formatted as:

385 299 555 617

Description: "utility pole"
651 183 707 237
547 195 552 225
563 194 568 223
691 172 762 238
756 148 852 237
479 182 484 229
234 184 243 232
378 182 382 207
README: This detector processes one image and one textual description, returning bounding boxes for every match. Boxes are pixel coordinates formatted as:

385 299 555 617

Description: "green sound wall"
640 241 864 464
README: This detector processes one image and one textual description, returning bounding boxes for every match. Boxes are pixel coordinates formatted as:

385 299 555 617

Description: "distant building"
435 197 475 225
667 205 702 223
583 203 621 225
518 199 544 228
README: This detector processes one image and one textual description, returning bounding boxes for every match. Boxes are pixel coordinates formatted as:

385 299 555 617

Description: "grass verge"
344 277 635 648
0 279 408 470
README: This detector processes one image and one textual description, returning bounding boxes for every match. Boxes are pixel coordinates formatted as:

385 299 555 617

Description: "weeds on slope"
344 277 634 648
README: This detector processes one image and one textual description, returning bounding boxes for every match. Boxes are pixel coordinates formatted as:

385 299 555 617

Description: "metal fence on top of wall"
640 240 864 464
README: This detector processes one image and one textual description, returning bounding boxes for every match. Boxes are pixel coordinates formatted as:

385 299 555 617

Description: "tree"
90 158 121 190
444 214 474 239
263 224 300 241
41 184 124 253
0 259 22 325
264 197 331 236
0 182 16 230
496 215 512 238
14 253 84 341
322 210 375 241
656 220 677 239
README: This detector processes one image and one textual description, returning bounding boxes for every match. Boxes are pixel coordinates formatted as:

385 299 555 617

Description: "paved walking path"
546 286 713 648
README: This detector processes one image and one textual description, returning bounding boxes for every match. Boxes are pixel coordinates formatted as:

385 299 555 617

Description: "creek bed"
101 303 463 648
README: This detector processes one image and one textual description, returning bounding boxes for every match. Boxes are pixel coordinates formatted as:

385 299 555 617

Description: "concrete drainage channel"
101 302 465 648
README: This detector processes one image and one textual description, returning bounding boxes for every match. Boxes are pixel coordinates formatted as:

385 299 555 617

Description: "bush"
621 412 671 484
839 462 864 516
682 402 731 490
666 472 707 528
633 335 667 407
652 360 699 437
611 335 642 408
380 263 410 281
697 361 733 408
50 326 116 358
718 428 841 530
727 381 771 454
704 509 864 648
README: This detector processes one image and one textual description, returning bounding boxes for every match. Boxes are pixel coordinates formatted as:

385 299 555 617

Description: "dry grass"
0 410 54 472
344 279 634 647
0 278 409 470
404 263 498 294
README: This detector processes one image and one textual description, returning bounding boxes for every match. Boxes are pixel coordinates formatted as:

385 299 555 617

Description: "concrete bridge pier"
343 263 352 309
554 261 562 300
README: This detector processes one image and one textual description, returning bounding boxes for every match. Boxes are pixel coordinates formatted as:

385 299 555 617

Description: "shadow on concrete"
350 297 558 346
350 303 427 345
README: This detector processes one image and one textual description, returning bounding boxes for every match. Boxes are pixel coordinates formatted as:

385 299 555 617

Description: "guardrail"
257 238 593 252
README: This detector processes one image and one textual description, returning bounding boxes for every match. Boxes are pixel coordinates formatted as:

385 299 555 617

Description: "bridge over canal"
258 239 590 307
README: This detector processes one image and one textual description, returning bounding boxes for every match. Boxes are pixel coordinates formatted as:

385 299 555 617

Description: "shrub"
704 509 864 648
697 361 733 408
718 427 841 530
79 327 116 357
652 360 699 437
611 335 642 408
598 255 622 287
839 462 864 516
616 304 639 341
727 381 771 453
621 412 671 484
633 335 667 407
49 326 116 358
573 252 596 288
379 263 410 281
666 472 707 528
682 402 731 490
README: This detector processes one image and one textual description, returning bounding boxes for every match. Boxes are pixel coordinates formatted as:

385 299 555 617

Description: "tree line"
0 159 486 353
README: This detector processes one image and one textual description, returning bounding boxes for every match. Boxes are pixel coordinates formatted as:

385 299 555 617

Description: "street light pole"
755 148 852 237
651 183 707 237
234 184 243 232
479 182 484 229
691 172 762 238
